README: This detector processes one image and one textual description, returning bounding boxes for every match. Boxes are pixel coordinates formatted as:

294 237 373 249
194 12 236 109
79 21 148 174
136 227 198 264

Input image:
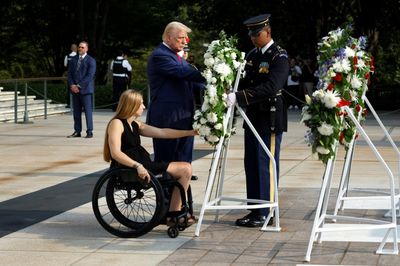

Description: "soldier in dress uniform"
227 14 289 227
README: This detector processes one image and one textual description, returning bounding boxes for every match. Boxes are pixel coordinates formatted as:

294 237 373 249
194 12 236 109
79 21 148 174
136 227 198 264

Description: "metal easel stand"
333 95 400 219
194 64 281 236
304 104 398 262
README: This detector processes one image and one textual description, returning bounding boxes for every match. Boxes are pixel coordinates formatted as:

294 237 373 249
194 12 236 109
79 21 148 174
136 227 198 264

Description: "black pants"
112 77 128 111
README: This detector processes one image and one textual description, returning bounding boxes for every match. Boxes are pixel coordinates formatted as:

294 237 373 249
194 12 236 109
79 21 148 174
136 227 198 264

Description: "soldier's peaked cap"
243 14 271 35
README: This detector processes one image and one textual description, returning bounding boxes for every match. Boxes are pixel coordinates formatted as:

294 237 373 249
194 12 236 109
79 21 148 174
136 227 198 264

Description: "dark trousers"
244 129 282 216
71 93 93 134
153 136 194 163
112 77 128 111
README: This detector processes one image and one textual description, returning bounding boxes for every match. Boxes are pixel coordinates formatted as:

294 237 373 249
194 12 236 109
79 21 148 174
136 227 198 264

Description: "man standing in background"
110 50 132 111
67 41 96 139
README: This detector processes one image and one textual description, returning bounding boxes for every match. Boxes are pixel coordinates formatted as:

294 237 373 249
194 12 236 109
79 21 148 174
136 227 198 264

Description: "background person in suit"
146 21 205 181
67 41 97 138
226 14 289 227
110 50 132 111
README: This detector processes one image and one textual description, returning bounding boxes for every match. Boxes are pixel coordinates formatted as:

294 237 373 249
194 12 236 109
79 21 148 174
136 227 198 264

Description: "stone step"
0 88 70 123
0 108 70 123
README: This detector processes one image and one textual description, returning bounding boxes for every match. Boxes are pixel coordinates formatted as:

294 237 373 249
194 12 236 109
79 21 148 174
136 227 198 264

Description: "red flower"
353 57 358 71
339 131 345 144
365 73 370 80
337 98 351 107
333 73 342 82
327 83 334 91
355 104 361 112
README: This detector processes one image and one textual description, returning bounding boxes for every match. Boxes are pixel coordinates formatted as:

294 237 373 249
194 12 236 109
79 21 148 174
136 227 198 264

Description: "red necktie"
176 53 182 63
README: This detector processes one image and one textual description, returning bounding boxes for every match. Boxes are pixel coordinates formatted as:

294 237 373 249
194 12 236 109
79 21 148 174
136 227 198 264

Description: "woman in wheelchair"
103 89 198 227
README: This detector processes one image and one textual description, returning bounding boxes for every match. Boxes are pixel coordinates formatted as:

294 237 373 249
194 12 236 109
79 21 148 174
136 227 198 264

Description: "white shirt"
110 56 132 71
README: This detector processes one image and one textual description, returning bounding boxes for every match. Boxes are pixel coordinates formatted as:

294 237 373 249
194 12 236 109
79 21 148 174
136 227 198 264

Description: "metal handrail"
0 77 66 123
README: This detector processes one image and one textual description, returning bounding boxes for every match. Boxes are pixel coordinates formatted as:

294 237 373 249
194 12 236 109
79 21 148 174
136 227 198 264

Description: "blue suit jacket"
67 54 96 95
146 43 205 130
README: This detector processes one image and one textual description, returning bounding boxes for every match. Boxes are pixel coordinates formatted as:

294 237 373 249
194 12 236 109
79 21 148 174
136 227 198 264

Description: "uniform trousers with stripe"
244 129 282 216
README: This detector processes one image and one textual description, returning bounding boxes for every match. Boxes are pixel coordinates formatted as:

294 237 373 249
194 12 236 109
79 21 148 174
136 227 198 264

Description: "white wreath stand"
195 63 281 236
305 96 399 262
332 96 400 218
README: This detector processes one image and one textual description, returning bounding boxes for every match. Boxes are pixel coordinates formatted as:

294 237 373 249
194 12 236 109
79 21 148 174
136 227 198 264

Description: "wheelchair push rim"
92 167 164 238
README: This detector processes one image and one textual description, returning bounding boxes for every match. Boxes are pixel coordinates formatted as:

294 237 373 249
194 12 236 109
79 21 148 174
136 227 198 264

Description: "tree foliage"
0 0 399 86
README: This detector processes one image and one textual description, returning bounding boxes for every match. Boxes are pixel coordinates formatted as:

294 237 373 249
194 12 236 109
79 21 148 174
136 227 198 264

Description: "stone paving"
0 109 400 265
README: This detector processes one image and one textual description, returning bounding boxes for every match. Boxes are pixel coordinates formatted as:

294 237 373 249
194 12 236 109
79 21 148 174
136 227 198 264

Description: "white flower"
214 62 232 77
317 122 334 136
232 60 241 69
201 101 209 112
206 84 217 98
316 146 330 154
200 117 207 124
204 57 215 68
305 95 312 105
312 89 325 101
194 110 202 120
206 112 218 123
199 125 211 136
323 90 340 108
332 58 351 73
344 46 356 57
356 58 366 68
230 52 237 60
204 52 212 59
350 77 362 89
192 122 201 130
214 123 223 130
207 135 220 143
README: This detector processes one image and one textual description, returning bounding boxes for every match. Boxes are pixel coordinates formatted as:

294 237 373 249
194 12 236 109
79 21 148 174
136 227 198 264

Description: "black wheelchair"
92 167 194 238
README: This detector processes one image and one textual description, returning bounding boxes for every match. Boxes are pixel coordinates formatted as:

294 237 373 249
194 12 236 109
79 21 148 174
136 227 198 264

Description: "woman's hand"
136 164 150 183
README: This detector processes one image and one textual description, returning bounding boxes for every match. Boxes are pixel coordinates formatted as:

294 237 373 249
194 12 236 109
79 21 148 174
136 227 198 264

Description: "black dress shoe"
235 213 256 226
67 132 81 138
236 214 269 227
85 133 93 138
191 175 198 180
245 215 267 227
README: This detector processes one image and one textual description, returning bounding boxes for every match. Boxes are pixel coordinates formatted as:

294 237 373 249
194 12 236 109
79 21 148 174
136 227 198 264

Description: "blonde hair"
103 89 143 162
162 21 192 42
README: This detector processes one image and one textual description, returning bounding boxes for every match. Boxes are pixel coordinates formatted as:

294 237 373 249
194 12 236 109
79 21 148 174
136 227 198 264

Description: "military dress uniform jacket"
236 43 289 135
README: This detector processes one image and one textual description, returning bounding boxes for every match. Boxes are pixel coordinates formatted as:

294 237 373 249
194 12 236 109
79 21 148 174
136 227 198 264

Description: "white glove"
225 92 236 107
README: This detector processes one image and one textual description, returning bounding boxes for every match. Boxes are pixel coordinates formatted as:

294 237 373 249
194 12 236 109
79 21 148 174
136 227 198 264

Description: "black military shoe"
245 215 267 227
235 213 256 227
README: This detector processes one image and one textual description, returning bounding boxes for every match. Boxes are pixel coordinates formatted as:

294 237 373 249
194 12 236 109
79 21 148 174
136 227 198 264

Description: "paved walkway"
0 109 400 265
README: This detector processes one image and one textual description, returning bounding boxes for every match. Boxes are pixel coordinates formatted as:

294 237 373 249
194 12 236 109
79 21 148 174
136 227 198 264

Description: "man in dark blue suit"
147 21 205 179
67 41 96 138
227 14 289 227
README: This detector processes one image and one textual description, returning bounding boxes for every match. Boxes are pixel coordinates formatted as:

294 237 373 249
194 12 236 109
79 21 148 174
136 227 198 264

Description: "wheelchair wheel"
167 226 179 238
92 167 166 238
